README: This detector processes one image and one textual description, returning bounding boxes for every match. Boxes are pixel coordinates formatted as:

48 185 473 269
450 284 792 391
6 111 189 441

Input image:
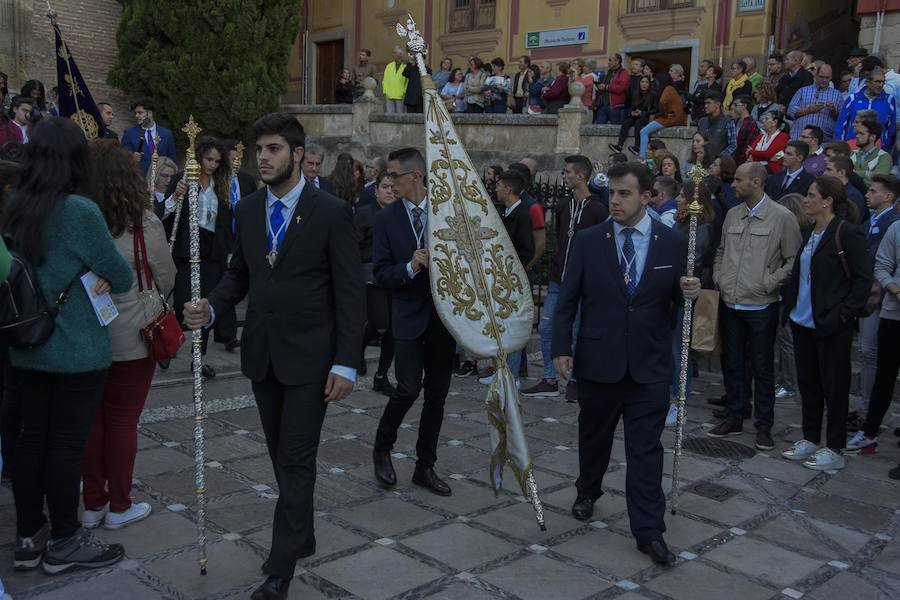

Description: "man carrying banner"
553 161 699 567
371 147 456 497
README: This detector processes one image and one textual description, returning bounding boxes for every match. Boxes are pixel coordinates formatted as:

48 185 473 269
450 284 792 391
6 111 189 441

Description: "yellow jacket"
382 61 408 100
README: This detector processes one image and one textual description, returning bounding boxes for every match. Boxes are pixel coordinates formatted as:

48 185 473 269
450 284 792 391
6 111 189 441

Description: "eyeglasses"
387 170 417 179
871 79 886 84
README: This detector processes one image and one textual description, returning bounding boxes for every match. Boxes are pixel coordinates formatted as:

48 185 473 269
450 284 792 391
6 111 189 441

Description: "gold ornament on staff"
670 164 708 515
183 115 209 574
147 132 161 202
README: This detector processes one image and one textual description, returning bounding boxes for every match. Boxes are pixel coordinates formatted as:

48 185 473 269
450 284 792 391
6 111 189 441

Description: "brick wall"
6 0 129 135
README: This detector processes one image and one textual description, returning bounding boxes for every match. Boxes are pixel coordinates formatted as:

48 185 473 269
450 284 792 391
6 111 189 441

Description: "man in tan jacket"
710 162 802 449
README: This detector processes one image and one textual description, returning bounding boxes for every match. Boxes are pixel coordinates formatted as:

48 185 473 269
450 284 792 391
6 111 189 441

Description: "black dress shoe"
373 450 397 487
224 338 240 352
201 364 216 379
373 374 397 397
250 576 290 600
571 495 596 521
412 466 452 496
637 539 677 566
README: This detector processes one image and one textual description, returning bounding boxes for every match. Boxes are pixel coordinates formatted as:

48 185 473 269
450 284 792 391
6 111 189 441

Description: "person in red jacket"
594 53 631 124
747 111 789 173
541 60 571 115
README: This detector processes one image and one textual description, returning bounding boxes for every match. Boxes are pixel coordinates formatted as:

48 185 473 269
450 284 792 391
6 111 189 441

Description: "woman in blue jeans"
639 70 686 158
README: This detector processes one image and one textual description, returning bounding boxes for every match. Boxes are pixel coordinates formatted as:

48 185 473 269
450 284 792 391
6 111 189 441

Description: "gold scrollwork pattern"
432 242 483 321
484 243 524 320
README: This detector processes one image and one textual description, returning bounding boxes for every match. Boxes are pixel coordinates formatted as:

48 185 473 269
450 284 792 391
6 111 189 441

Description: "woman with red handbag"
80 140 177 530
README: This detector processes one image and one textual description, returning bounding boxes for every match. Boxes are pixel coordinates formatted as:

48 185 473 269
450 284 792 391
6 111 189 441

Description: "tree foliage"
109 0 300 141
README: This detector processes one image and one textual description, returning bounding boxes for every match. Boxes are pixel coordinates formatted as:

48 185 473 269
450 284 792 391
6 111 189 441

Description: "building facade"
1 0 130 124
288 0 861 104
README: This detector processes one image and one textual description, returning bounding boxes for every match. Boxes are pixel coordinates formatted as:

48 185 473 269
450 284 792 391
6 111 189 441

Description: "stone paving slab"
2 363 899 599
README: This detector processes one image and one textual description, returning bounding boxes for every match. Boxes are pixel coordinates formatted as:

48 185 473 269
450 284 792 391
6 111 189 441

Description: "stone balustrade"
281 100 696 175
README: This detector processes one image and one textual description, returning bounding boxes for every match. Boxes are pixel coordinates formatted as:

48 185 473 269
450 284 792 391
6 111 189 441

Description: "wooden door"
316 40 344 105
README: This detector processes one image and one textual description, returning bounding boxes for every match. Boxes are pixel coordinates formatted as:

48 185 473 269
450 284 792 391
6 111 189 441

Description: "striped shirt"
787 83 843 141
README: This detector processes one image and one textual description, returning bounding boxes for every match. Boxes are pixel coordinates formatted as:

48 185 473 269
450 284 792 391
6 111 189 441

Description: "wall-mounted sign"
737 0 766 12
525 26 588 49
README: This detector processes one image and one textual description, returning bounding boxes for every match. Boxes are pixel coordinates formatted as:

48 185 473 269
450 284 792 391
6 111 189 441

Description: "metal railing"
627 0 695 13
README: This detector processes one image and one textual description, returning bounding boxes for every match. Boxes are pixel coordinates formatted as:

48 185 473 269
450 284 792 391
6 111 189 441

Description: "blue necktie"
268 200 286 252
621 228 638 296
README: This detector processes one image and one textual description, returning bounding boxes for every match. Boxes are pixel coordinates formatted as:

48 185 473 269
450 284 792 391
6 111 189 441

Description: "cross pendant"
623 273 631 286
267 250 278 267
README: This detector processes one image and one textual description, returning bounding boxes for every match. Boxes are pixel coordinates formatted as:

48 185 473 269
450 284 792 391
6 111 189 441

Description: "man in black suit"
776 50 814 113
371 147 456 497
183 113 364 600
357 156 387 209
765 140 816 202
552 161 696 567
301 143 335 195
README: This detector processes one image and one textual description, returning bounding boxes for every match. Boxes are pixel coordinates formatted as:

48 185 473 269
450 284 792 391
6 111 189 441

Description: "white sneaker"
478 374 495 385
846 431 878 453
81 504 108 530
665 404 678 428
774 386 795 400
782 440 818 461
103 502 151 530
802 447 846 471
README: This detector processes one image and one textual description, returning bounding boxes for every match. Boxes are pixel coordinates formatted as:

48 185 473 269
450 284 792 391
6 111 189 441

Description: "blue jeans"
539 281 581 380
639 120 665 157
594 106 625 125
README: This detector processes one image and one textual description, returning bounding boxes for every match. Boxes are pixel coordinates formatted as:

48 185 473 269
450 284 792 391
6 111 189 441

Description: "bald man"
777 50 814 110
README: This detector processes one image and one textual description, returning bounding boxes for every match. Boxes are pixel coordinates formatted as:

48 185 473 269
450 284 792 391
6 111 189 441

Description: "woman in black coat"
609 75 655 155
781 176 873 471
354 170 398 395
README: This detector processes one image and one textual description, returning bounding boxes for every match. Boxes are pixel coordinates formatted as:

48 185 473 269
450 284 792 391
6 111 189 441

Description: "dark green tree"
109 0 301 141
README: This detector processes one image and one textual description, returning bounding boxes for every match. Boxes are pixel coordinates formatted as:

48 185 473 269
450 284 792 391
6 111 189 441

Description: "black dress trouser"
374 313 455 468
576 373 668 545
791 320 852 450
864 318 900 438
251 366 328 580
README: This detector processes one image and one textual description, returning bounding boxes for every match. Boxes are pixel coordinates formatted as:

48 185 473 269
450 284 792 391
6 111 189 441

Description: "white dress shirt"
403 197 428 279
612 211 653 288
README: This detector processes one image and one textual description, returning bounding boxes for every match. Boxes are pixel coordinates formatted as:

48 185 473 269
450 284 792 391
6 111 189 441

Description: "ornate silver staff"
182 116 209 573
671 164 708 515
147 132 161 202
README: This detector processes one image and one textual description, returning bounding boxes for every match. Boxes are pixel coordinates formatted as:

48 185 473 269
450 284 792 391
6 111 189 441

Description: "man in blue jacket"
836 68 897 152
120 97 177 175
552 161 697 567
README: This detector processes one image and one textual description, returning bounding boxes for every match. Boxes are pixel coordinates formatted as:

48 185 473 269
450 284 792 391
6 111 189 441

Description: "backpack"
0 238 76 348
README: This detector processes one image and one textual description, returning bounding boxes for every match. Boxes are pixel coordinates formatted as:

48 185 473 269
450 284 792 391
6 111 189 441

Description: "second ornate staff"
671 164 707 515
182 115 209 574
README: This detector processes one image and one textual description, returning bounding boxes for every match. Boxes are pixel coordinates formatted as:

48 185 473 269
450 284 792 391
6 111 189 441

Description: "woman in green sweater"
2 118 133 574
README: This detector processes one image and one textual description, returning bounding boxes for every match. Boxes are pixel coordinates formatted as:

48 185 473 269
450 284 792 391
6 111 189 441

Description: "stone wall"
2 0 129 133
858 12 900 70
282 101 695 178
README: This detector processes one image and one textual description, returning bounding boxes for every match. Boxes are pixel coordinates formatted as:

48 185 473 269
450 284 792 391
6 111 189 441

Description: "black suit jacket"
765 169 815 202
782 218 873 336
502 201 535 268
777 69 814 110
314 176 335 196
162 173 234 262
373 199 434 340
357 181 377 210
551 218 687 385
208 185 365 385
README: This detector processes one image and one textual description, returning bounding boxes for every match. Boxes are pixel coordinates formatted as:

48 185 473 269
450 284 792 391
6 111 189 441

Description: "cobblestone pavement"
2 350 899 600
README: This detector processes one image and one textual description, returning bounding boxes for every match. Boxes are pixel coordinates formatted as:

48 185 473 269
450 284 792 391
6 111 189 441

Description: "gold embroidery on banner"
485 244 524 320
69 110 98 140
432 242 483 320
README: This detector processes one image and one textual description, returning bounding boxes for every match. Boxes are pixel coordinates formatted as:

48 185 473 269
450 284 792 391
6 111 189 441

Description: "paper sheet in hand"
80 271 118 326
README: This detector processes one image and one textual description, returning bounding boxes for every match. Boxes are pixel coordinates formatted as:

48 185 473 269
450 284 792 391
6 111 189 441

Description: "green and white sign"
525 26 588 49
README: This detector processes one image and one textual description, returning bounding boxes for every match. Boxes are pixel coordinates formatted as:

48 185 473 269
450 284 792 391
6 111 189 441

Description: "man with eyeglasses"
371 147 456 498
787 64 842 142
799 125 827 176
836 67 897 152
731 94 758 165
764 52 784 89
